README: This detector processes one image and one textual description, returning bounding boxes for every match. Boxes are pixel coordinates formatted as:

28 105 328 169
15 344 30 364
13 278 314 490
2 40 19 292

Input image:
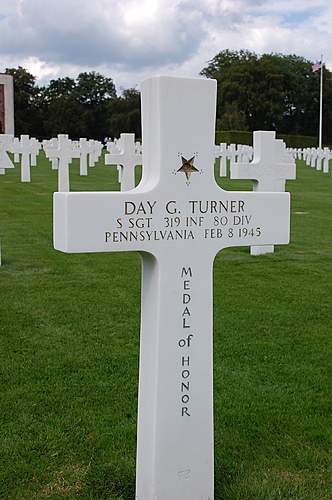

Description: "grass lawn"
0 155 331 499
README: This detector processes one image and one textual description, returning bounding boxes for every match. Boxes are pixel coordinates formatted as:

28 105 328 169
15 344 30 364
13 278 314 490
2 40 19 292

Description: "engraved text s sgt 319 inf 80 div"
53 76 290 500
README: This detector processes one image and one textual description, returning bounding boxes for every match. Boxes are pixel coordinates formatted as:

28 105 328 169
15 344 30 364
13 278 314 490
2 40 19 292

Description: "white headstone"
322 148 331 174
105 133 142 191
310 149 317 168
87 140 102 167
13 137 20 163
217 143 228 177
29 138 41 166
231 131 296 256
56 134 80 192
53 76 290 500
79 138 89 176
19 135 32 182
43 138 59 170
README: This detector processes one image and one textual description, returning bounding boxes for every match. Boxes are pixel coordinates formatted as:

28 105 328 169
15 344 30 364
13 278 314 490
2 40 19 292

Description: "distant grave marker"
105 133 142 190
43 138 60 170
322 148 331 173
29 138 41 167
231 131 295 256
19 135 33 182
56 134 80 191
79 138 89 176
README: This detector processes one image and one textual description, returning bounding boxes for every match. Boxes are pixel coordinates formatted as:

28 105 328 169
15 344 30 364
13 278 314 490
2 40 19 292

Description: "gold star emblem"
177 156 199 181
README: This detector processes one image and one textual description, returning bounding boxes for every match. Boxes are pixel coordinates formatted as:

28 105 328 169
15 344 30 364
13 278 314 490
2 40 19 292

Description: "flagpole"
319 54 323 149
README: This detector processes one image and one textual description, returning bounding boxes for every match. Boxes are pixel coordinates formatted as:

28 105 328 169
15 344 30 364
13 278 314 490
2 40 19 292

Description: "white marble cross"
106 140 123 184
13 137 20 163
29 138 41 166
0 134 14 175
237 144 253 163
54 76 290 500
87 140 102 167
322 148 331 173
310 148 317 168
215 142 228 177
308 149 315 167
105 133 142 191
226 143 236 174
231 131 295 256
19 135 33 182
43 138 60 170
56 134 80 191
78 138 90 176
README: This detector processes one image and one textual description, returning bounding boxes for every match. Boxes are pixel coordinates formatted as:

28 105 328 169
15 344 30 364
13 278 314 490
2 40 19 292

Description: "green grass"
0 155 331 499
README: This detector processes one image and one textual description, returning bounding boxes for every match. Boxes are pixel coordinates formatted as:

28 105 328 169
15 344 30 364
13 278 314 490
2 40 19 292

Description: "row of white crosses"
300 147 332 174
214 143 253 177
65 138 103 173
43 135 104 188
54 75 291 500
0 134 42 181
17 135 41 182
288 147 330 173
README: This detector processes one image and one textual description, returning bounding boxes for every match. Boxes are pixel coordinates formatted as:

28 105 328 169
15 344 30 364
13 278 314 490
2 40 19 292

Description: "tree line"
5 50 332 142
5 67 141 140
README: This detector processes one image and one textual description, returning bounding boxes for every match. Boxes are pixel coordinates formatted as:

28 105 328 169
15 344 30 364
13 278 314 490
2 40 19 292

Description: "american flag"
312 62 322 73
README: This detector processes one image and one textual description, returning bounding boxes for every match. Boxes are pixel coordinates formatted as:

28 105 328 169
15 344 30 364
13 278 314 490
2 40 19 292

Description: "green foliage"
6 49 332 143
75 72 116 105
216 130 318 148
0 158 331 498
108 88 141 139
5 68 140 140
42 77 81 138
216 130 253 145
217 102 249 131
42 72 118 139
202 50 332 142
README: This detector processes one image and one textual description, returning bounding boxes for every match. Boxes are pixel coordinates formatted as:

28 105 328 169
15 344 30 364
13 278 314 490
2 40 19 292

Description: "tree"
75 72 116 105
74 72 117 139
41 72 118 139
108 88 141 139
217 102 248 131
41 77 79 137
200 50 332 141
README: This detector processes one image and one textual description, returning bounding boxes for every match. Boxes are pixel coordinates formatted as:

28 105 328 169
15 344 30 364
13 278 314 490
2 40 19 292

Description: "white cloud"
0 0 331 89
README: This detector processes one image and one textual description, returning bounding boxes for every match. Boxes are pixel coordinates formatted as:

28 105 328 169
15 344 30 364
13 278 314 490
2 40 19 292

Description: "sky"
0 0 331 91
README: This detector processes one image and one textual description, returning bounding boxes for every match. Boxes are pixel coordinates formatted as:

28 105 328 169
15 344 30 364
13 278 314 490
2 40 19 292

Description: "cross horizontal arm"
54 189 290 256
105 153 142 166
104 153 125 165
